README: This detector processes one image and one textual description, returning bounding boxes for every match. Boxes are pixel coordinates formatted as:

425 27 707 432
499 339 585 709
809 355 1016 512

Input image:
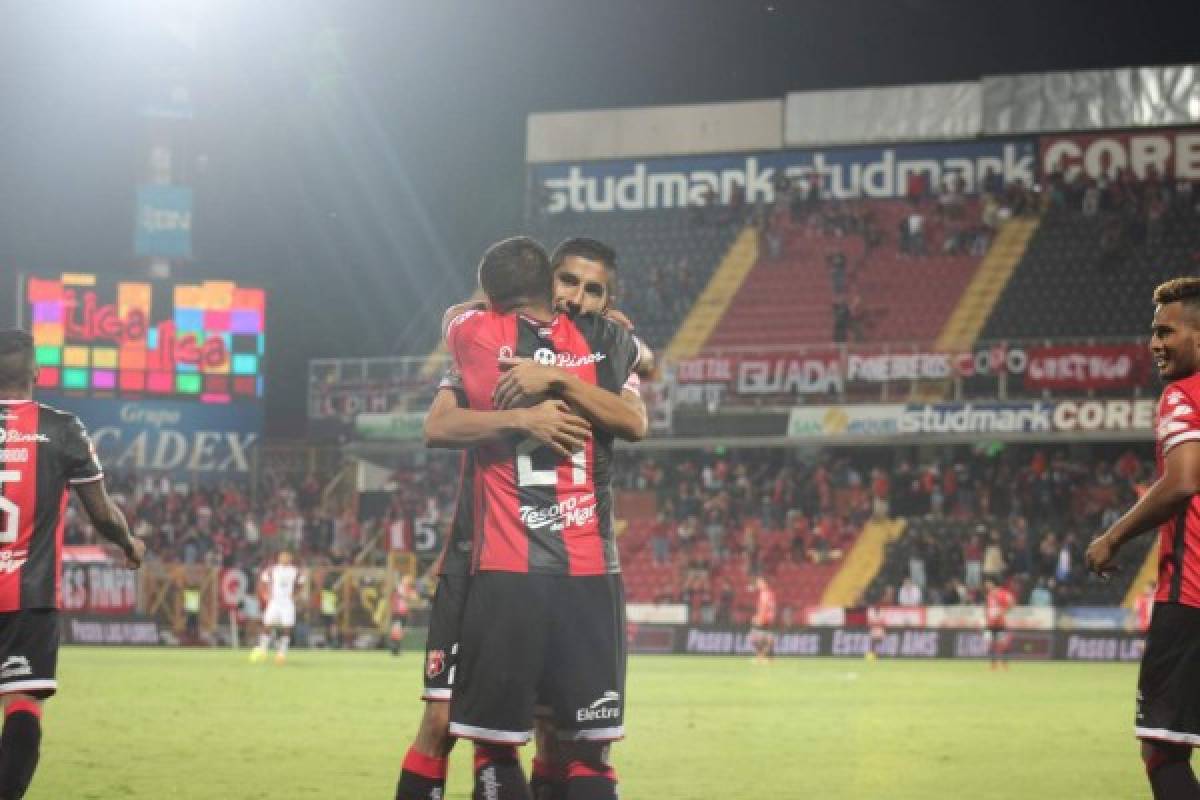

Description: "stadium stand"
981 169 1200 339
611 448 878 624
862 445 1154 608
703 194 992 349
532 209 742 349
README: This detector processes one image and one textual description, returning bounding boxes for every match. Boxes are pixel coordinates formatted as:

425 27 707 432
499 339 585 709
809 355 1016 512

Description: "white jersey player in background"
250 550 305 665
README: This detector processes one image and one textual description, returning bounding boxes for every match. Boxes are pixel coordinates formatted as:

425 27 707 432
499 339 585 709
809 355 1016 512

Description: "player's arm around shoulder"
424 386 591 458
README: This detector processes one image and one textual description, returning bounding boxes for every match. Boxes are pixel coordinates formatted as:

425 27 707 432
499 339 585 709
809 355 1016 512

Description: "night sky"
0 0 1197 434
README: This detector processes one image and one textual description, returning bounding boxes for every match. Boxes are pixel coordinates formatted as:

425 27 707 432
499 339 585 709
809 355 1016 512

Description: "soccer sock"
1146 750 1200 800
0 700 43 800
565 760 617 800
395 747 448 800
531 756 565 800
276 635 290 657
256 633 270 651
473 744 528 800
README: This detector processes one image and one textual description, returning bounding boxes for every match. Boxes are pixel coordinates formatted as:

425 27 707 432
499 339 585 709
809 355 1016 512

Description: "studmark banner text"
532 138 1035 213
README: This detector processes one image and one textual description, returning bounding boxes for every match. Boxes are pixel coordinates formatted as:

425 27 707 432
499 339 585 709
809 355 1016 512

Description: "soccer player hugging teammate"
1086 277 1200 799
0 330 145 799
395 238 650 800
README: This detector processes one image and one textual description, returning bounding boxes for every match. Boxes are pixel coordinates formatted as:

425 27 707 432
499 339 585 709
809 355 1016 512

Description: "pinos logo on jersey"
0 656 31 680
576 690 620 722
519 496 597 532
533 348 607 369
0 430 48 445
425 649 446 679
0 551 28 575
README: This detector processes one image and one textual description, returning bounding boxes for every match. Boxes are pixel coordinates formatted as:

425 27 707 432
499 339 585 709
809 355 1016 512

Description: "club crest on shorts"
426 649 446 679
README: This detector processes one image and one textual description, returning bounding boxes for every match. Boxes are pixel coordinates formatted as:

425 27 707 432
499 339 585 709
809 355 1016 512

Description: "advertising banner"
135 185 193 258
787 399 1152 442
675 341 1150 402
354 411 427 442
1023 344 1151 391
62 615 161 646
1041 128 1200 182
631 625 1140 661
42 396 262 478
531 137 1036 214
61 561 138 614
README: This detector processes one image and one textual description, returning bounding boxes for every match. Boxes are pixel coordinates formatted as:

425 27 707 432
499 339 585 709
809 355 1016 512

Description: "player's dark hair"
478 236 552 312
1155 277 1200 320
0 329 35 392
550 237 617 274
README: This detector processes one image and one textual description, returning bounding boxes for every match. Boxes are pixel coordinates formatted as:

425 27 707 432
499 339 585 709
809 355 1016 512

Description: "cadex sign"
41 396 262 478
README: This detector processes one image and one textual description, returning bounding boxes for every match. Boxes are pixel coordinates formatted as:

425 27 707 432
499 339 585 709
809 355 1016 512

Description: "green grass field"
33 648 1145 799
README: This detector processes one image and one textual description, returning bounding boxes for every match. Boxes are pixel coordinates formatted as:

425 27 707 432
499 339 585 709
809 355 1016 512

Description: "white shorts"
263 601 296 629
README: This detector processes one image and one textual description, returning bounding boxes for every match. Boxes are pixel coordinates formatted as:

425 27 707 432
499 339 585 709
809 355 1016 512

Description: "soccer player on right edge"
1087 277 1200 799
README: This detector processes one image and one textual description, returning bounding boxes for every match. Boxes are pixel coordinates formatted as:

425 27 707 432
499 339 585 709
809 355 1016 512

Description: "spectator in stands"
650 511 671 565
981 529 1006 583
897 578 922 607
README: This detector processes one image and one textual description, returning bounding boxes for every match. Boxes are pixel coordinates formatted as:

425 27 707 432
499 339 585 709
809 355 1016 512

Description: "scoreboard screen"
24 273 266 404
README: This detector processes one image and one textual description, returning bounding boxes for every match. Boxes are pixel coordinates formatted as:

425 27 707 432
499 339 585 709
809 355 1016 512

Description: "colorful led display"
26 273 266 404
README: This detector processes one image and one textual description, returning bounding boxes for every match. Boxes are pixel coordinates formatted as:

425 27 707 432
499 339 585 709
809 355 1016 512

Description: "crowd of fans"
865 445 1153 608
71 441 1153 630
1042 159 1200 271
612 442 1152 614
63 451 462 582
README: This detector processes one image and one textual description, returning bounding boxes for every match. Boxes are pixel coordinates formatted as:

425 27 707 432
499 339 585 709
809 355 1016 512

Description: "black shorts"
449 572 626 745
1136 602 1200 745
422 574 470 702
0 610 59 698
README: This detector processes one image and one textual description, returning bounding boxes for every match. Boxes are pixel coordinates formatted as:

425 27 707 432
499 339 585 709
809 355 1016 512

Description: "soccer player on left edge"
983 576 1015 670
250 550 304 665
0 329 145 799
750 576 777 664
1086 277 1200 799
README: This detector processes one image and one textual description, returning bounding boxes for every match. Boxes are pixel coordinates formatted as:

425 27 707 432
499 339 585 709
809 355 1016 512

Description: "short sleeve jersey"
445 309 640 575
0 399 104 610
1154 375 1200 607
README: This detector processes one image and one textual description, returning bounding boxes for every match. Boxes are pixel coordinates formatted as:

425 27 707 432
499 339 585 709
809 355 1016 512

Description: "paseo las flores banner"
627 625 1145 662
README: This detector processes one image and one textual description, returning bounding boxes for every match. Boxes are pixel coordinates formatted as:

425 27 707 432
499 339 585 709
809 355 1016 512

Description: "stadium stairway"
662 225 759 361
819 517 906 607
934 217 1040 351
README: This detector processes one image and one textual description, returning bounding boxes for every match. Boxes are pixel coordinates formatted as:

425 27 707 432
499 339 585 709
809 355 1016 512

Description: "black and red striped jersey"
445 309 640 576
1154 374 1200 608
0 399 103 611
